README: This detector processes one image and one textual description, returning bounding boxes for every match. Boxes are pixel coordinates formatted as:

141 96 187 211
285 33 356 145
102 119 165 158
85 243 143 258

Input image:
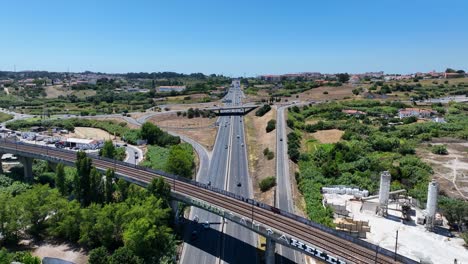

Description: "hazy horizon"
1 0 467 76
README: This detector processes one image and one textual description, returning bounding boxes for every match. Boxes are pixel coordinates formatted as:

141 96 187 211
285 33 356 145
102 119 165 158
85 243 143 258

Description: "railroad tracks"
1 141 416 264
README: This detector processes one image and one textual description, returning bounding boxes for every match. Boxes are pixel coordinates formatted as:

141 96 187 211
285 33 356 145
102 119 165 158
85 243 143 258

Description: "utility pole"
394 230 399 261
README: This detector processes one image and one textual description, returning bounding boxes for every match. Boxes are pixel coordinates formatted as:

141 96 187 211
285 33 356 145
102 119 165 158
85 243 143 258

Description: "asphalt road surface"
221 85 257 264
276 105 302 264
180 83 248 264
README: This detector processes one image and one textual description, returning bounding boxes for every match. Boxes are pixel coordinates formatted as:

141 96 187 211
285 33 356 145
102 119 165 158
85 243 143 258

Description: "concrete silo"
377 171 391 217
425 180 439 231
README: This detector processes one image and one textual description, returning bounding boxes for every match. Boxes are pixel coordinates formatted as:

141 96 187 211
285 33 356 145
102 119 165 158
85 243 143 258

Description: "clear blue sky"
1 0 467 76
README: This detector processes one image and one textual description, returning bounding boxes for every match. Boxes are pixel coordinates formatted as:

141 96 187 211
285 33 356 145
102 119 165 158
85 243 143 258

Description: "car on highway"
241 143 244 147
237 135 240 138
225 144 228 149
280 138 283 141
191 230 198 241
237 182 241 187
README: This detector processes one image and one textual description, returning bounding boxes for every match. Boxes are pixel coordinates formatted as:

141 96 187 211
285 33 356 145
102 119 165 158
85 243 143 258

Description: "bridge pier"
0 152 3 174
265 237 276 264
171 200 179 224
48 161 58 172
19 156 33 182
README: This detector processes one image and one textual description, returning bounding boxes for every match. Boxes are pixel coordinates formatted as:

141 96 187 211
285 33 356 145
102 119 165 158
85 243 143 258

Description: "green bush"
259 177 276 192
266 151 274 160
263 148 275 160
266 119 276 133
431 145 448 155
255 104 271 117
461 232 468 246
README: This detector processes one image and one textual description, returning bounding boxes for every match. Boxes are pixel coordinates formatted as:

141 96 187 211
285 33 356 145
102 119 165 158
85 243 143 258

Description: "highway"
222 83 257 263
180 82 246 264
0 140 417 264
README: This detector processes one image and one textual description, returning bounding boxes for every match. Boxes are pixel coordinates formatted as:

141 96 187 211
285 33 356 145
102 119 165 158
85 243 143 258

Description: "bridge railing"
0 138 417 263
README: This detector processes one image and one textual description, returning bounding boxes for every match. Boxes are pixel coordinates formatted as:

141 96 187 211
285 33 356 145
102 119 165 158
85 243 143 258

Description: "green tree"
89 247 109 264
140 122 161 145
110 247 144 264
116 179 130 202
0 193 24 244
166 145 194 178
100 140 116 159
337 73 350 83
89 167 104 204
147 177 171 204
105 169 115 203
75 151 92 206
55 163 66 196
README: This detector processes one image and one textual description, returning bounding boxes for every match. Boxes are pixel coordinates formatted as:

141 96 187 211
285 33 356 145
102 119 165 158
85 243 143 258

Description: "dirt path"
417 141 468 200
451 157 468 199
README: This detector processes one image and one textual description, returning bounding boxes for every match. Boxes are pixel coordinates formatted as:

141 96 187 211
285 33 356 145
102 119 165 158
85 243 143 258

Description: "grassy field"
0 112 13 123
140 145 170 171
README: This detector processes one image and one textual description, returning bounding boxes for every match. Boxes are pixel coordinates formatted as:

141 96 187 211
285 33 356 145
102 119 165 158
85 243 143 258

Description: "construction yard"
324 193 468 264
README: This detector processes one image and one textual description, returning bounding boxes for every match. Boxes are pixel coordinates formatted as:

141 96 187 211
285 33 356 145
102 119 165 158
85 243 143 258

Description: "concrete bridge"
204 105 258 116
0 139 419 264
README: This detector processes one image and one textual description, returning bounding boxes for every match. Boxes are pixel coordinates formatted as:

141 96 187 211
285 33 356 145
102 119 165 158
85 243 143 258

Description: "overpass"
0 139 419 264
204 105 258 115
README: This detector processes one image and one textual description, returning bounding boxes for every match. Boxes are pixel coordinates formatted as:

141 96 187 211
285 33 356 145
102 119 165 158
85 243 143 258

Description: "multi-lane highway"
222 83 257 263
180 80 256 264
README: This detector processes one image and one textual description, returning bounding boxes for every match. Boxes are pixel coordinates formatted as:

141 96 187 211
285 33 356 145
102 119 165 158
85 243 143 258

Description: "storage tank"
378 171 391 216
425 180 439 230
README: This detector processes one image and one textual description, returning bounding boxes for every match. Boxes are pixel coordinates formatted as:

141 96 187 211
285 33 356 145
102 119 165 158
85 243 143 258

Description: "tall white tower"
425 180 439 231
377 171 391 216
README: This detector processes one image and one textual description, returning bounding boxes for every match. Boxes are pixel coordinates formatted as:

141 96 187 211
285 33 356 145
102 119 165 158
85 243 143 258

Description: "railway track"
1 141 417 264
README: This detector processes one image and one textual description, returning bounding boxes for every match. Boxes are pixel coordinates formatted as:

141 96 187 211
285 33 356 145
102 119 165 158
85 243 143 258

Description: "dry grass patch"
94 117 140 129
416 140 468 200
245 107 277 204
161 127 217 151
148 113 216 129
312 129 344 144
297 85 355 101
71 127 115 140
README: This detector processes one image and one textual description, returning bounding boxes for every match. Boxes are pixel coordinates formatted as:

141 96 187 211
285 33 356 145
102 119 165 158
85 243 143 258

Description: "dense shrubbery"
287 132 301 163
140 122 180 146
99 140 126 161
438 196 468 232
283 100 468 226
255 104 271 117
0 155 176 263
259 176 276 192
0 249 41 264
266 119 276 133
263 148 275 160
